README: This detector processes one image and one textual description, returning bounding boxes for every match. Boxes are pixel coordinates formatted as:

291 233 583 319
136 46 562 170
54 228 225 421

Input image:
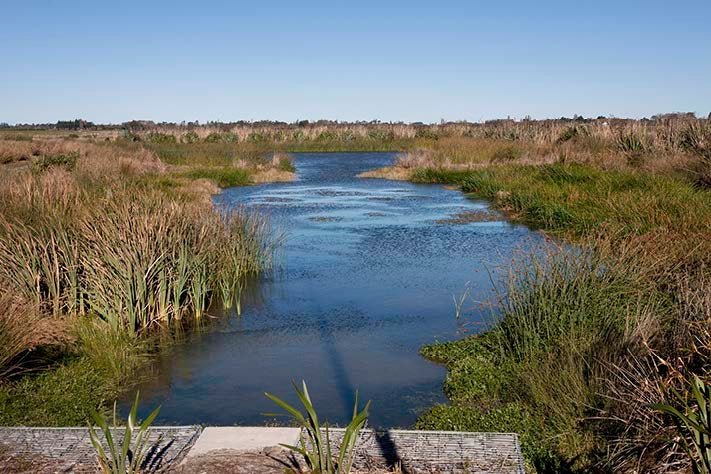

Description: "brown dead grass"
0 294 72 380
251 168 296 184
357 166 413 181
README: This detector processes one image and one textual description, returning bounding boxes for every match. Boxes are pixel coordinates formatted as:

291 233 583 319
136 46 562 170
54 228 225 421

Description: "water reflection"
129 152 543 427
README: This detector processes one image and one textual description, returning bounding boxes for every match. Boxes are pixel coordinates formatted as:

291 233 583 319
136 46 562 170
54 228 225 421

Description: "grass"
0 135 277 426
0 357 123 426
409 156 711 470
185 167 251 187
1 116 710 471
412 163 711 236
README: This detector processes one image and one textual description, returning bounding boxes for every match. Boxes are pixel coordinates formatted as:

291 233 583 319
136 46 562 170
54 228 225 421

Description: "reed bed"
0 174 275 335
0 137 277 424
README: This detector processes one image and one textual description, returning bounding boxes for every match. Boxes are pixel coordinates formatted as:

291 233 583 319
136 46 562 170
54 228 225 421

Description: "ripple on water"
131 152 543 428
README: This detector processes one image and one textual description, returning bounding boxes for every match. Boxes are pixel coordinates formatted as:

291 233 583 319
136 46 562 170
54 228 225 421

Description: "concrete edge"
185 427 301 458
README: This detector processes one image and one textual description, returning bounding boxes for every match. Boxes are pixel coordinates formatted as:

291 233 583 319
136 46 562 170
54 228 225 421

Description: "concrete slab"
186 427 300 457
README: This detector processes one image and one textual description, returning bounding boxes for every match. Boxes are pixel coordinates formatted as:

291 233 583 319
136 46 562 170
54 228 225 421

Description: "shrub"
617 132 647 153
186 167 251 187
557 125 590 144
145 132 176 144
181 131 199 144
31 152 78 173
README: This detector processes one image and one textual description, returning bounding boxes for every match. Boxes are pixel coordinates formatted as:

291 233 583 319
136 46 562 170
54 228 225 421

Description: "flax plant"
265 381 370 474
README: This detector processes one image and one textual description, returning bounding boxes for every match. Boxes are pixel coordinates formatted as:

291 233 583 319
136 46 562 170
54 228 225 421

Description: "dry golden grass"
357 166 413 181
0 294 72 380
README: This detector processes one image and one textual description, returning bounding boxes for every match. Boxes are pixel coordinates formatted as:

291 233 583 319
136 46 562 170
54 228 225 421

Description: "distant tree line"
1 112 708 131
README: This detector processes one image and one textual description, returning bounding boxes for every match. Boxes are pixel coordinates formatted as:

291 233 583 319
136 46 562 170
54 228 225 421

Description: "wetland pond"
131 152 543 428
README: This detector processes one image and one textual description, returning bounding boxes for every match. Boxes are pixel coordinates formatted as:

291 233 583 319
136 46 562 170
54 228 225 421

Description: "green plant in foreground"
652 376 711 474
88 391 161 474
265 381 370 474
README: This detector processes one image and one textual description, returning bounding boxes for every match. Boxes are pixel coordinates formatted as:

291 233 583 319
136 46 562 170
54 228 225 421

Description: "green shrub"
277 155 296 172
145 132 176 144
186 167 250 187
557 125 588 143
616 132 647 153
31 152 78 173
182 131 199 144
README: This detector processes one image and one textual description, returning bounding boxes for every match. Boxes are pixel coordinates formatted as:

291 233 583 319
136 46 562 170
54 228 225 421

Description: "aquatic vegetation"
414 158 711 469
265 380 370 474
0 184 274 334
185 167 250 187
0 137 277 425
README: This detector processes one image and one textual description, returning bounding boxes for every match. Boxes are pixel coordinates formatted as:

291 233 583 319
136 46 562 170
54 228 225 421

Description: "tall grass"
414 156 711 469
0 137 277 410
0 181 274 335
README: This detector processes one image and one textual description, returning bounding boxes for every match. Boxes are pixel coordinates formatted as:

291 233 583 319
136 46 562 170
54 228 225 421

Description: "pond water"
132 152 542 428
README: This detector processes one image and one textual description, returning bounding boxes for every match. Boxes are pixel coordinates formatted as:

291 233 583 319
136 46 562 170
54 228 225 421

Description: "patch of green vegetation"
0 133 33 141
417 403 566 472
0 357 121 426
414 163 711 237
276 155 296 172
415 162 711 470
185 167 251 187
31 152 78 174
0 319 154 426
145 132 177 144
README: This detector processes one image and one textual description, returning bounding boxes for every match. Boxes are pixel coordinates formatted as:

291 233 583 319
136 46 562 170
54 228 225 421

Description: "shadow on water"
126 152 545 428
315 327 405 468
318 319 357 418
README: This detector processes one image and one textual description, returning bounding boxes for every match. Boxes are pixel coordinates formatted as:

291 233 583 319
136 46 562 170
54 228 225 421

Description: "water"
131 152 542 428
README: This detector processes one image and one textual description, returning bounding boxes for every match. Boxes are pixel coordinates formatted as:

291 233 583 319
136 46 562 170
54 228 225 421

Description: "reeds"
0 185 274 335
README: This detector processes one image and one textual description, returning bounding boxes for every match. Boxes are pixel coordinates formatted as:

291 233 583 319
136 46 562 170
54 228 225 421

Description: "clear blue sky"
2 0 710 124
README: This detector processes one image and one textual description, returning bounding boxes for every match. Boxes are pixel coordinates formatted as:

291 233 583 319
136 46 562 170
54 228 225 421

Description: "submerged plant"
265 381 370 474
88 391 161 474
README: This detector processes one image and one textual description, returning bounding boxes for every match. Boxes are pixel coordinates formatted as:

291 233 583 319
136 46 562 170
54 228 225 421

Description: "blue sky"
2 0 710 123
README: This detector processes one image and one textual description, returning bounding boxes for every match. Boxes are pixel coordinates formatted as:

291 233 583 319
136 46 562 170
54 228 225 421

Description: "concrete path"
187 426 300 456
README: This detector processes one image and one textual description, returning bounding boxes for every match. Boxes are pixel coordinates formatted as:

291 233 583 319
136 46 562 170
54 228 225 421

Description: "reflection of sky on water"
129 152 543 428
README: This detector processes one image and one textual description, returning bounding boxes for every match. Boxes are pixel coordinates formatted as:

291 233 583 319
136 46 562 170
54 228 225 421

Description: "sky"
1 0 710 124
